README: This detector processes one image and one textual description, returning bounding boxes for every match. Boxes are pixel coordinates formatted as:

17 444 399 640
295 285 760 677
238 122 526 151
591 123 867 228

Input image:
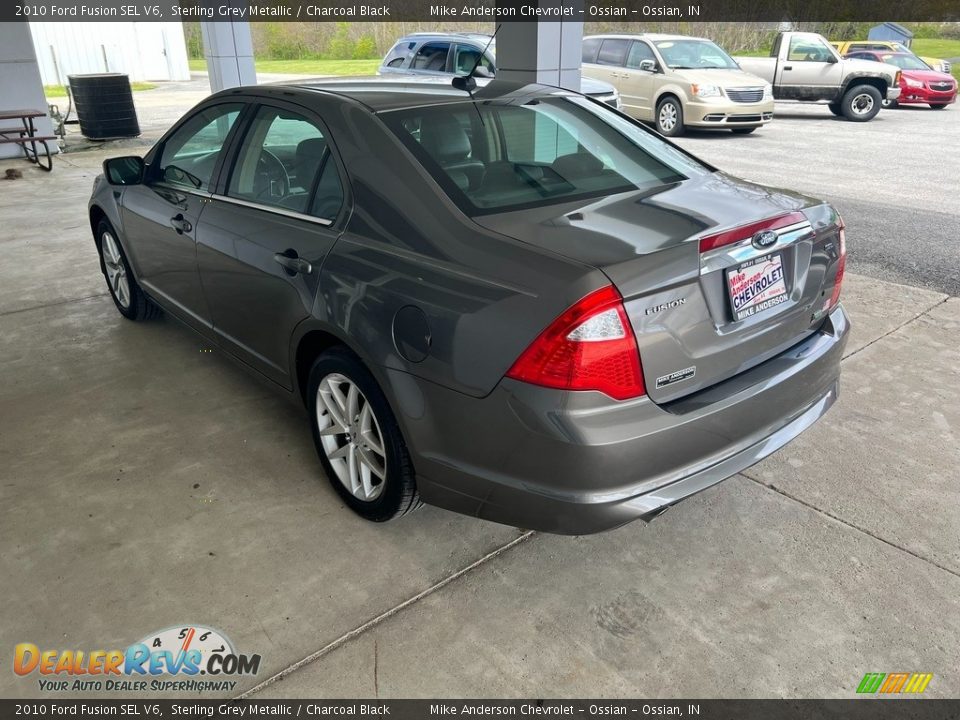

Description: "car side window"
596 39 630 66
227 106 344 219
625 42 656 69
411 42 450 72
158 104 242 191
383 40 415 68
582 38 602 63
453 44 494 75
788 37 835 62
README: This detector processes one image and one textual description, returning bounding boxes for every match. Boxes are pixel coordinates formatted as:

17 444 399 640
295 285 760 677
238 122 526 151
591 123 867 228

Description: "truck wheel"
828 102 843 117
655 97 684 136
929 103 948 110
841 85 882 121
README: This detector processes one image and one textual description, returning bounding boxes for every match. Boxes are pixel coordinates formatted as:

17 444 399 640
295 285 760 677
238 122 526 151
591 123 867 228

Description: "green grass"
911 38 960 59
44 82 156 98
911 39 960 80
188 57 380 76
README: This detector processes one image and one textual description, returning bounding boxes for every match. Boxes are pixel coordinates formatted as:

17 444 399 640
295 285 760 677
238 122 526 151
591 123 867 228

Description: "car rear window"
382 95 707 216
383 40 415 69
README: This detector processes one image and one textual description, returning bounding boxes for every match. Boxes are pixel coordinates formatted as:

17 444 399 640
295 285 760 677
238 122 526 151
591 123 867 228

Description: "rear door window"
227 105 343 219
411 42 451 72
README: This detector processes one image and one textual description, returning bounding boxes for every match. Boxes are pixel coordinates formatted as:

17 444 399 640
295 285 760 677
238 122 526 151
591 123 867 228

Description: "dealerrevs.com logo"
14 625 261 693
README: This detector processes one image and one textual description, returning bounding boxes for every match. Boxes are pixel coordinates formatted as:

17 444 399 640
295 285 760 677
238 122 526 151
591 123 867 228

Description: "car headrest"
552 152 604 179
420 115 472 164
296 137 328 166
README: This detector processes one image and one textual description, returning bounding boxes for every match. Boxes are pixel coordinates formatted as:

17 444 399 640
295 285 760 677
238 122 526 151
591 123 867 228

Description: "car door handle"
170 214 192 234
783 65 793 71
274 251 312 276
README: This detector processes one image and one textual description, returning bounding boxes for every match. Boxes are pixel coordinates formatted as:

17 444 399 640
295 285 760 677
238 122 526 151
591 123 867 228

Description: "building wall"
29 22 190 84
0 22 53 160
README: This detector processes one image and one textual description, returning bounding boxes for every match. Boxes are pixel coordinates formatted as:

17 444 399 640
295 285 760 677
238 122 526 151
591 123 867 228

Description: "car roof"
398 32 492 42
222 77 572 114
584 33 704 42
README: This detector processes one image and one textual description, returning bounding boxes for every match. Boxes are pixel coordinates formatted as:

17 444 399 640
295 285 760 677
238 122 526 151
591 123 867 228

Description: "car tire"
827 102 844 117
730 127 756 134
655 97 684 136
840 85 882 121
96 218 161 321
307 346 421 523
929 103 948 110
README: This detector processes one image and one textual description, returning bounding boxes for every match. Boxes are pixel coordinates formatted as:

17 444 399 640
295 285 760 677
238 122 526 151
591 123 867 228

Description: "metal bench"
0 109 55 172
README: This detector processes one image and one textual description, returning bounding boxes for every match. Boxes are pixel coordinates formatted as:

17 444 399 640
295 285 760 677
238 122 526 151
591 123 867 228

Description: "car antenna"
452 24 500 96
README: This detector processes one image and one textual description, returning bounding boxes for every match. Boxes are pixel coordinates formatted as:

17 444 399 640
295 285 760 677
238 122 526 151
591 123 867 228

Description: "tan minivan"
582 34 775 136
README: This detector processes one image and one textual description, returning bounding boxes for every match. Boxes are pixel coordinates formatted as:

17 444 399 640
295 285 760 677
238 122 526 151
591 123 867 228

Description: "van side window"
626 42 656 69
596 39 630 66
582 38 602 63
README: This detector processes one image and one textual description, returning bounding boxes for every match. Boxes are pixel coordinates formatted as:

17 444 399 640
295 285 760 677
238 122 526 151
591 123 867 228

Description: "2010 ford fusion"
89 78 849 534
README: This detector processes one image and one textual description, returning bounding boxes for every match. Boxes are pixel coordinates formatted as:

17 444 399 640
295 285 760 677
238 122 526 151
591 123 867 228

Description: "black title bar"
3 700 960 719
6 0 960 22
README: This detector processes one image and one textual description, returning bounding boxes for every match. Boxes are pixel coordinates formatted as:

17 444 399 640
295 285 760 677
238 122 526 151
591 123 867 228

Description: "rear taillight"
698 212 807 253
826 218 847 310
505 285 645 401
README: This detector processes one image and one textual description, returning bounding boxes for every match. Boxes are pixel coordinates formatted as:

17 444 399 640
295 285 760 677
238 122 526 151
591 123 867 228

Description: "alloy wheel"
659 103 678 132
316 373 387 501
101 231 130 309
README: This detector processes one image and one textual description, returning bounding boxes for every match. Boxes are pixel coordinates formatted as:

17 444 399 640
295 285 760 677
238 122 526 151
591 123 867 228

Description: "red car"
844 51 956 109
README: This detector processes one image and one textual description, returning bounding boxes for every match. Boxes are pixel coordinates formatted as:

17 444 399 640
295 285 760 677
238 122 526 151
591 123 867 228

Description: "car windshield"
654 39 739 69
881 54 932 70
382 95 708 216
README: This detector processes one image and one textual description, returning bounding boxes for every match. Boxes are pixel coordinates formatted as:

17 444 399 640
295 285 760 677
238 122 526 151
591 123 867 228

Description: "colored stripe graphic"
857 673 885 693
904 673 933 694
857 672 932 694
880 672 910 693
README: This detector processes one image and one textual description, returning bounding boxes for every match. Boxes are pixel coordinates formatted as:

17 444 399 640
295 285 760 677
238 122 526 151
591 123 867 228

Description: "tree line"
182 22 953 62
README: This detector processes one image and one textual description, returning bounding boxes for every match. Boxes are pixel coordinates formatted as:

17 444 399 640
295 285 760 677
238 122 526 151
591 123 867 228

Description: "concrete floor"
1 81 958 699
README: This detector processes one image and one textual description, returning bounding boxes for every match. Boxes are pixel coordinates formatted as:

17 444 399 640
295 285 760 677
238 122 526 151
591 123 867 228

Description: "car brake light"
698 212 807 253
505 285 645 401
826 218 846 310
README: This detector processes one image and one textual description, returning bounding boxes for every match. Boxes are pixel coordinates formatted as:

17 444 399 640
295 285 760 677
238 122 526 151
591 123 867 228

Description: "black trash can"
68 73 141 140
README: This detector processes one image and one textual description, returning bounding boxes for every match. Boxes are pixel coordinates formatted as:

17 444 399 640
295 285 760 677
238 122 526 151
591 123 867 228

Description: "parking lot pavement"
672 101 960 296
1 91 958 699
256 474 960 698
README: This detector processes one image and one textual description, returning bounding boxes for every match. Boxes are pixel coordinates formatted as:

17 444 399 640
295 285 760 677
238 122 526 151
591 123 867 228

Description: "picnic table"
0 109 56 171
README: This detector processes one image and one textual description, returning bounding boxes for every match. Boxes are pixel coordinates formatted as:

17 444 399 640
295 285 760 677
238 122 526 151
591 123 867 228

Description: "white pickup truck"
735 31 901 121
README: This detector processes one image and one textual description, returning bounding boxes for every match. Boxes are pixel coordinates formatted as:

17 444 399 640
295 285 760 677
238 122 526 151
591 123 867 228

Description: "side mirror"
826 55 839 64
103 156 144 185
639 59 657 73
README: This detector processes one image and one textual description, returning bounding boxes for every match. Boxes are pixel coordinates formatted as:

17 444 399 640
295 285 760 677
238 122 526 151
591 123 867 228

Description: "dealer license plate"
727 253 789 322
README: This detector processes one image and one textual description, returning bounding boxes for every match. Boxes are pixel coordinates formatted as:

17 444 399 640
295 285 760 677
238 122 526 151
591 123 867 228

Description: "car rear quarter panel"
313 98 606 400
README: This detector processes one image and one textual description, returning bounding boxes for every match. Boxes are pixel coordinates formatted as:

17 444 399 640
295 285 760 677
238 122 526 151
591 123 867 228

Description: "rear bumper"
390 305 850 534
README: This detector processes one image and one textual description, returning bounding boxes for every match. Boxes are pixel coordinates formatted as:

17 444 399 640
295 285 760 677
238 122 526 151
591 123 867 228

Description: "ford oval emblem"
752 229 778 249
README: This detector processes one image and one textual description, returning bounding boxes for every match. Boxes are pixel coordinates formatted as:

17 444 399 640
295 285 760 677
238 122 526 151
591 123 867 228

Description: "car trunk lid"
474 172 844 403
